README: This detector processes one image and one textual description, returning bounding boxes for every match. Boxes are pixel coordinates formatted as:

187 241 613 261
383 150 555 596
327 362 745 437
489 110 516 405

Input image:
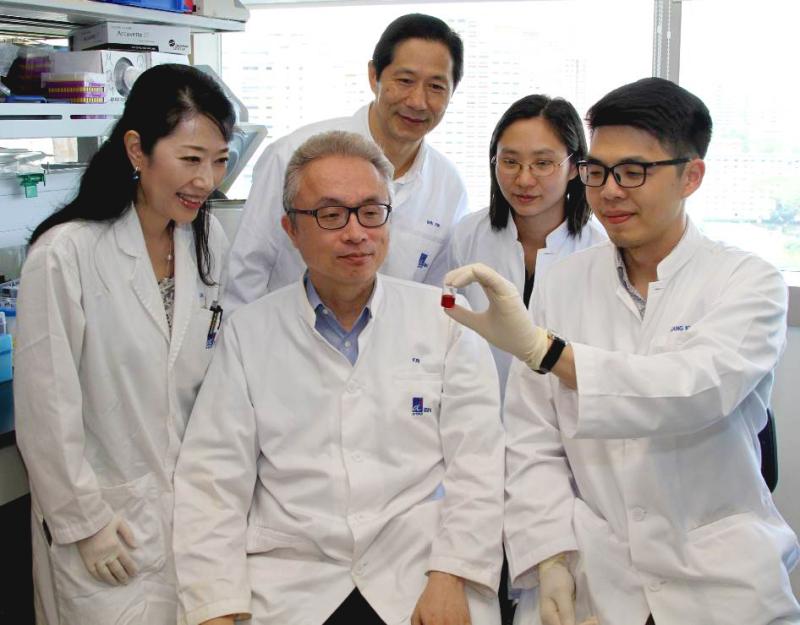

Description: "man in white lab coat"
223 13 469 313
173 130 504 625
444 78 800 625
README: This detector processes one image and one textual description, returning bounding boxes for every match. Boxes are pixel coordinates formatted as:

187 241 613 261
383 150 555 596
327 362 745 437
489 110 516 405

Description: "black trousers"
323 589 387 625
646 616 656 625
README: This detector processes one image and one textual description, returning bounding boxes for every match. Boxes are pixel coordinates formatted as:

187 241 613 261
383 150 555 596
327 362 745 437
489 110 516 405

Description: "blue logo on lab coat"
412 396 432 416
417 253 429 269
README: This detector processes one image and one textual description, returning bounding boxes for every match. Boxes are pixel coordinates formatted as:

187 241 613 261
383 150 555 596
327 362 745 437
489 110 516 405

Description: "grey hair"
282 130 393 218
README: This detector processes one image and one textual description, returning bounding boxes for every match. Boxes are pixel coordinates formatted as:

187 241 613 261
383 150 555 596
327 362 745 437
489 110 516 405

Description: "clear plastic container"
441 285 457 309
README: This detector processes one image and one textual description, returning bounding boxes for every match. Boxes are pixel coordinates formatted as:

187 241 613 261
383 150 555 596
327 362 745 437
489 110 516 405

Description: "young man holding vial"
445 78 800 625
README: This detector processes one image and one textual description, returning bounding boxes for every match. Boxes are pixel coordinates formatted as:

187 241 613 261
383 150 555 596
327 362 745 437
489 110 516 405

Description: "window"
680 0 800 271
220 1 652 207
221 0 799 272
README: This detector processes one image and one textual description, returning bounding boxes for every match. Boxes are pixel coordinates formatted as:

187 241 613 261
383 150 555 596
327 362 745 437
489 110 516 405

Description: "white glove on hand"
444 263 550 370
539 552 576 625
76 513 138 585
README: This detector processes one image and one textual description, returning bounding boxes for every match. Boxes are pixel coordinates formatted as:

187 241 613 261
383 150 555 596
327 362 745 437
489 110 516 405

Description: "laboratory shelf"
0 0 246 38
0 102 123 138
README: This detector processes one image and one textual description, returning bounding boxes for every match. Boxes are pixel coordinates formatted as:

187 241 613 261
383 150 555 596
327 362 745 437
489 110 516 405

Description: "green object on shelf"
18 173 46 199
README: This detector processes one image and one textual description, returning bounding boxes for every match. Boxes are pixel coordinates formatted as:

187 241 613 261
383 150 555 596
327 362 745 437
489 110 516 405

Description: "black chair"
759 408 778 492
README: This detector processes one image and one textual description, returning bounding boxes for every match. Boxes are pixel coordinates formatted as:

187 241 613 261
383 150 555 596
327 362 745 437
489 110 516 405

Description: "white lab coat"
173 275 504 625
504 220 800 625
223 104 469 313
429 206 607 391
14 207 228 625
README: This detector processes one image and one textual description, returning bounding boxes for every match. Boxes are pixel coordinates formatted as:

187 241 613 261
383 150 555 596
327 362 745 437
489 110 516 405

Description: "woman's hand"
76 514 138 585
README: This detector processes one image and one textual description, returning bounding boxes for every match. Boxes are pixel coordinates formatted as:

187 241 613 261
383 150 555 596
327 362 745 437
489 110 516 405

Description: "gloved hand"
76 514 138 585
443 263 550 371
538 552 576 625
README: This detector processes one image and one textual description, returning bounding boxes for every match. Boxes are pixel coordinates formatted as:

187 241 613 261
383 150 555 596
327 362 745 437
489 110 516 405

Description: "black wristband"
535 332 566 374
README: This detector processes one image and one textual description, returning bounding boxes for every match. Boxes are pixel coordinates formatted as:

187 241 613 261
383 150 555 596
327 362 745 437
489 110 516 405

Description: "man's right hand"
443 263 550 371
200 619 235 625
538 552 576 625
76 513 138 585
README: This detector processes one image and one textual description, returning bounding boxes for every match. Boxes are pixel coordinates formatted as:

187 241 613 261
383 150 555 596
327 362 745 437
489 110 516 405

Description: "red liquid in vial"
441 293 456 308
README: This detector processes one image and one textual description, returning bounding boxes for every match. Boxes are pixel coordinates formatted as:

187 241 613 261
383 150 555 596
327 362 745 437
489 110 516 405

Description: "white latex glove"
444 263 550 370
539 552 576 625
76 514 138 585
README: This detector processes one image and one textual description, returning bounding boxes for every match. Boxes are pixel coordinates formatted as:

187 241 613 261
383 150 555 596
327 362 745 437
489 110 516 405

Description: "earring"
132 168 140 182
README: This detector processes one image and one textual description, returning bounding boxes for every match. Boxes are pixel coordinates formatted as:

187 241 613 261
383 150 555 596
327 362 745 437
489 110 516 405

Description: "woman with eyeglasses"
433 94 606 395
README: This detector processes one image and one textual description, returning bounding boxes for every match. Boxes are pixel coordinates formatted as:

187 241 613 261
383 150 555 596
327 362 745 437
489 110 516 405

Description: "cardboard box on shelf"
70 22 191 55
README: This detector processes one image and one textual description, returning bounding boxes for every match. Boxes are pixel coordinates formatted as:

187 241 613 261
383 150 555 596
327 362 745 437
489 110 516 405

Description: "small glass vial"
441 285 457 309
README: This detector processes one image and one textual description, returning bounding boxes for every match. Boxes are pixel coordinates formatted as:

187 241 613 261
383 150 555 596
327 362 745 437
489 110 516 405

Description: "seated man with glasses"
442 78 800 625
172 130 505 625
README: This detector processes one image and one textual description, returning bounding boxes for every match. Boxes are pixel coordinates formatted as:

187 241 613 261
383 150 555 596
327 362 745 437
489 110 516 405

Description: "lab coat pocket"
685 512 800 617
390 375 443 457
49 473 166 600
383 227 447 282
650 328 693 354
246 524 309 556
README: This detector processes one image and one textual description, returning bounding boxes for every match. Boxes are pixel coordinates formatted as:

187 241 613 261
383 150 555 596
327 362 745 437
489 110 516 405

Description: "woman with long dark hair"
435 94 606 393
14 63 234 625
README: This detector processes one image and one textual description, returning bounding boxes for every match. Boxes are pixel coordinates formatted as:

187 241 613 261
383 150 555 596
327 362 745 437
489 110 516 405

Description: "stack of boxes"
44 22 191 103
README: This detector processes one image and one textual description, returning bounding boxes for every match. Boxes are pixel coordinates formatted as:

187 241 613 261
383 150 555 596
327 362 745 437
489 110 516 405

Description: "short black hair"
372 13 464 90
586 77 712 158
489 95 590 236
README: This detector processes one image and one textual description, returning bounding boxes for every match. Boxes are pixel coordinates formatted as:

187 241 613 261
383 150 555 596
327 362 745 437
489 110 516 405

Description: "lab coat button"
346 382 359 394
648 580 663 592
351 452 363 463
631 507 647 522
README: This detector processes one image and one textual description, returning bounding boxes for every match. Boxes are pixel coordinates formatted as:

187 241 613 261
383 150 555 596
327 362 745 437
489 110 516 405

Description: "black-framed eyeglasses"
577 158 691 188
286 203 392 230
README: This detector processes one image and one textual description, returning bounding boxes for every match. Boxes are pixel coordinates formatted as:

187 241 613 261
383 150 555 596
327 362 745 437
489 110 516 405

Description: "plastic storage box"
42 73 105 103
94 0 193 13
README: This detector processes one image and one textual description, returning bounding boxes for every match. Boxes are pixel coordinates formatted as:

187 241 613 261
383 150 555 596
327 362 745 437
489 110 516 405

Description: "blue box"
95 0 192 13
0 334 11 384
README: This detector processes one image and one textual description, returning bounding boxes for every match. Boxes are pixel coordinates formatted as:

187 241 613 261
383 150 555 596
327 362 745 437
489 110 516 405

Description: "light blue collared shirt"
305 276 373 366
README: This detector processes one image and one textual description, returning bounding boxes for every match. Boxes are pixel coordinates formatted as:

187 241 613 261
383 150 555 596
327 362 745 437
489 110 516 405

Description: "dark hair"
29 64 235 285
586 77 712 159
489 94 590 236
372 13 464 90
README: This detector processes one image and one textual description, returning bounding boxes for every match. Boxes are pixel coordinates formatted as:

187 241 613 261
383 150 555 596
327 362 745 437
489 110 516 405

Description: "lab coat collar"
360 102 428 185
167 222 198 368
113 206 171 343
505 215 571 252
543 219 572 252
656 217 702 282
296 272 385 329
